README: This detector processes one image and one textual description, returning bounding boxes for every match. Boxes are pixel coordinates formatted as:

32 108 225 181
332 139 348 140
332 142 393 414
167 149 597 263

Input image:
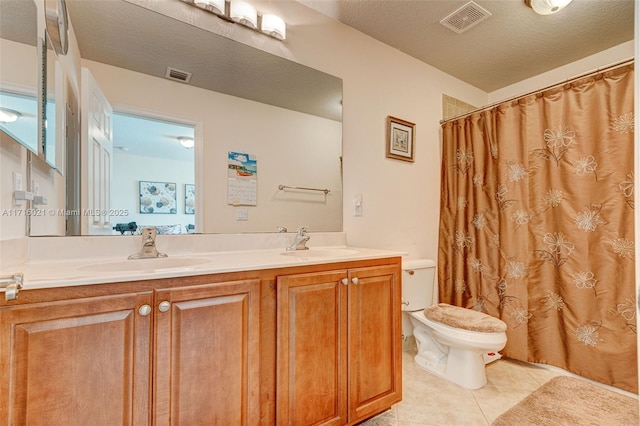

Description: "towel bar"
278 185 330 195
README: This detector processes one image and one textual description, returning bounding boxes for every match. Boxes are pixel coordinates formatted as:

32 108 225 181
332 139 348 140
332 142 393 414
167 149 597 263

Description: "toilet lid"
423 303 507 333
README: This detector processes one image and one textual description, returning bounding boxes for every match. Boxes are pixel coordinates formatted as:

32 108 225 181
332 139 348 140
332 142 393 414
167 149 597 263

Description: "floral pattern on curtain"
438 65 637 393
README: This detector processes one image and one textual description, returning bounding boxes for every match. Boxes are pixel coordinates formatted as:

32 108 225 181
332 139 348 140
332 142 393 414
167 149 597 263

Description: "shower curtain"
438 64 637 393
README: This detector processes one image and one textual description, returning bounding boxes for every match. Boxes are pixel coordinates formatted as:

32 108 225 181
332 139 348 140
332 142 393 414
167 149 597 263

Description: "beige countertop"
4 246 404 290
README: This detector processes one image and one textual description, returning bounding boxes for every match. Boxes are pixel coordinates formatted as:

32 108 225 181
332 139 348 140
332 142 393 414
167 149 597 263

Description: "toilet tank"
401 258 436 312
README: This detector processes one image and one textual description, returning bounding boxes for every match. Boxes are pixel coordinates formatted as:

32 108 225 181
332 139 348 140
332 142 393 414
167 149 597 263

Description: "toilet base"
414 346 489 390
483 351 502 364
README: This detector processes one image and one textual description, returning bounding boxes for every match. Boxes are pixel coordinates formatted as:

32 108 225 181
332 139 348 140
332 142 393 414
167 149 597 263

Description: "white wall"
84 59 343 234
112 152 195 233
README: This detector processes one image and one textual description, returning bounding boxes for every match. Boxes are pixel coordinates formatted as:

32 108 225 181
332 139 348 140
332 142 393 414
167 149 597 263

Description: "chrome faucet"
129 227 167 259
286 226 310 251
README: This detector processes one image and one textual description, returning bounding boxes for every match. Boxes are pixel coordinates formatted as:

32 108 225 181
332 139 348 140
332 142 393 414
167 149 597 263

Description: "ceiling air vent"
440 1 492 34
165 67 192 83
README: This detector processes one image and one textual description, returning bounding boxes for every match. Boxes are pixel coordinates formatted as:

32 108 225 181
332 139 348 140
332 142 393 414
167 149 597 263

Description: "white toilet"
401 259 507 390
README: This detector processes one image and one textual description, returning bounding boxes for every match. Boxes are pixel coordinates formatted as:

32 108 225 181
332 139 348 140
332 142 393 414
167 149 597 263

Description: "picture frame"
139 181 177 214
185 184 195 214
386 116 415 162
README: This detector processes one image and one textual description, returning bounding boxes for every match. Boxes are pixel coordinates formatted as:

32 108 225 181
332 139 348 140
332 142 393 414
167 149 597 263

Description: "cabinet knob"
138 304 152 316
341 278 349 286
351 277 359 285
158 301 171 312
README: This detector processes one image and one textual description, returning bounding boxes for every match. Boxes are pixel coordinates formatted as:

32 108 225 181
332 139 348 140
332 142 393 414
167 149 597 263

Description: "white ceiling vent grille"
440 1 492 34
165 67 192 83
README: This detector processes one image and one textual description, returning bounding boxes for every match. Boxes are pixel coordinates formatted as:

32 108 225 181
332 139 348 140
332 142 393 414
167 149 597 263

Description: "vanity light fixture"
178 137 195 149
0 107 21 123
524 0 573 15
182 0 286 40
261 14 286 40
230 0 258 29
194 0 225 15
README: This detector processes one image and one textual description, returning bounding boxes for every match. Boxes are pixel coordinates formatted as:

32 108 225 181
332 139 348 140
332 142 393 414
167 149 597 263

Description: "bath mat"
492 376 638 426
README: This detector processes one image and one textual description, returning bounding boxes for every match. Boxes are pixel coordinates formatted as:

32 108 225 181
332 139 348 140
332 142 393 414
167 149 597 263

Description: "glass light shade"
261 14 286 40
527 0 573 15
0 107 21 123
178 137 195 149
230 0 258 28
194 0 225 15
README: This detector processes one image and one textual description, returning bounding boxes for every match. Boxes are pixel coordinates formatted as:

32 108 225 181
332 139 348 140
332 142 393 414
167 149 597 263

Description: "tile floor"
359 347 618 426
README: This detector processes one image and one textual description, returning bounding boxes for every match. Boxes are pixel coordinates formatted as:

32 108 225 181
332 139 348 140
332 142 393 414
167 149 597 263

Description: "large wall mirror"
11 0 343 237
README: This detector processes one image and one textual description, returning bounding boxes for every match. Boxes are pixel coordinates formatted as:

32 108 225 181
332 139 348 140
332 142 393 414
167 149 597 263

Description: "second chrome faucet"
286 226 310 251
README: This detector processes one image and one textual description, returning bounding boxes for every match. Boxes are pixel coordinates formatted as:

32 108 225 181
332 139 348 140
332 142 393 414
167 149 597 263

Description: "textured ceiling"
301 0 635 92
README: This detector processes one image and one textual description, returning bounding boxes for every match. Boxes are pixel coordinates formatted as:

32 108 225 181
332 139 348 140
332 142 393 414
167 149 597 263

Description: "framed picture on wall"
185 184 195 214
386 116 415 162
139 181 177 214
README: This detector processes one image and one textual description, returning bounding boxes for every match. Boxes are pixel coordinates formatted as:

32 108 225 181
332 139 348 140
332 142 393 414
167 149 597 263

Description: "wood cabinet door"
153 279 261 425
0 292 153 426
347 265 402 423
276 270 348 426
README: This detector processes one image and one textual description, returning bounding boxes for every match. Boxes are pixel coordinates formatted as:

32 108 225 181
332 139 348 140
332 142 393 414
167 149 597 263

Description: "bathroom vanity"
0 246 402 425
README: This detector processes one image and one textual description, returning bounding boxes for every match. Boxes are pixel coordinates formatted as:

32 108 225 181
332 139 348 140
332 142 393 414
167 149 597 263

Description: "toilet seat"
410 310 507 348
423 303 507 333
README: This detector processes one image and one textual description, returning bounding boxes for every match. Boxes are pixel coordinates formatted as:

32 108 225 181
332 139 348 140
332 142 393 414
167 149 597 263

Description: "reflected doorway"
110 112 195 235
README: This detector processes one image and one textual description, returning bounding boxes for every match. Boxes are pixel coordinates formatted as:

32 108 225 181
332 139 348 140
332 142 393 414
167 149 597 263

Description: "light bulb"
230 0 258 28
527 0 573 15
0 107 20 123
261 14 286 40
194 0 225 15
178 137 195 149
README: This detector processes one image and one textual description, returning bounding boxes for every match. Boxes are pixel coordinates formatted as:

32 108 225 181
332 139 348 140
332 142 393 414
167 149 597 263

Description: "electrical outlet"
236 208 249 221
13 172 23 206
13 172 22 191
354 193 363 217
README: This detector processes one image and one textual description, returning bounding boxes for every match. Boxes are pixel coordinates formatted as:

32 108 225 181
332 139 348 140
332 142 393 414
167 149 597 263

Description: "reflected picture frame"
185 184 195 214
386 116 415 162
139 180 177 214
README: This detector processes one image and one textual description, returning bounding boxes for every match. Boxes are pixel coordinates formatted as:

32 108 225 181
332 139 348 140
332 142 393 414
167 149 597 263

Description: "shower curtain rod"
440 58 635 124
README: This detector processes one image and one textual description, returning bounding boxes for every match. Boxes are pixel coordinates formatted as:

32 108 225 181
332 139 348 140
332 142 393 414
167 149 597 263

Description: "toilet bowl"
401 258 507 390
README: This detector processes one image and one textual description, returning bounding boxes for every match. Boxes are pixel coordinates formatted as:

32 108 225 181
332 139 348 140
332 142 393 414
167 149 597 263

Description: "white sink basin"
78 257 211 273
281 248 359 258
